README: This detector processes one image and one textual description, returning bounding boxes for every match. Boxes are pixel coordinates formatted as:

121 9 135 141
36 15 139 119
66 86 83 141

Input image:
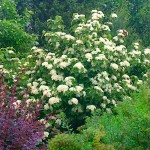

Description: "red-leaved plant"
0 71 46 150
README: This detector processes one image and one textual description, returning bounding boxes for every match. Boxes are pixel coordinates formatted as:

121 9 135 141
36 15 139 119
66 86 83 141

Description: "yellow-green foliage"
85 85 150 150
47 126 114 150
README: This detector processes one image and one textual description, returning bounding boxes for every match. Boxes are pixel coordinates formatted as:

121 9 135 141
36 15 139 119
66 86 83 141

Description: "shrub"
48 127 114 150
25 10 150 129
49 85 149 150
85 85 150 149
0 71 46 150
0 20 36 52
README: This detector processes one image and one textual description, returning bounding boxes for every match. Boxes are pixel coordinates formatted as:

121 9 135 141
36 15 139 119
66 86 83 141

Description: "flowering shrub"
22 10 150 127
0 71 47 150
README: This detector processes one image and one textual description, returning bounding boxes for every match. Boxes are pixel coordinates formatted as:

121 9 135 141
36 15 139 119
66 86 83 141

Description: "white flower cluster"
26 10 149 117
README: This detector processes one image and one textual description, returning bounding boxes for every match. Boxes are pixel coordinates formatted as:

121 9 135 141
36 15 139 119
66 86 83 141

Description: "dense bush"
0 71 47 149
85 85 150 149
48 85 150 150
24 10 150 129
0 20 36 52
48 127 114 150
0 0 36 52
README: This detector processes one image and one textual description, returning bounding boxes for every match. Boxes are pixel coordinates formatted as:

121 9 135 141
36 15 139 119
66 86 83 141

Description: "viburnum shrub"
26 10 150 128
0 71 48 150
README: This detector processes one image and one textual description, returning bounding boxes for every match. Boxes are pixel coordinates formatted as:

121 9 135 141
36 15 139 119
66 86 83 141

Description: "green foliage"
0 20 36 52
85 85 150 149
0 0 36 52
48 85 149 149
23 10 150 131
13 0 150 47
47 134 82 150
47 127 114 150
0 0 19 20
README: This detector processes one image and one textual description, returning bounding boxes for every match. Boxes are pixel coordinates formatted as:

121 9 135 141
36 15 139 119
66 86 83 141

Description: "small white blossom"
144 48 150 55
85 53 93 61
68 98 78 105
86 105 96 111
73 62 85 70
110 63 119 70
111 13 117 18
44 104 50 110
49 97 61 105
57 85 69 93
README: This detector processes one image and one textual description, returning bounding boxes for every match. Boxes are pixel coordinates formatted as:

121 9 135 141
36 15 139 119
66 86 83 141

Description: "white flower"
43 132 49 139
8 50 15 54
112 100 116 105
56 42 60 48
94 86 103 92
127 84 136 90
76 40 83 44
85 53 93 61
51 75 64 81
39 119 47 124
27 55 32 58
31 87 39 94
137 80 143 85
68 98 78 105
110 63 119 70
46 64 53 70
101 25 110 31
134 45 139 49
45 123 50 128
42 62 48 67
13 100 22 109
50 69 56 75
58 62 70 69
41 81 46 85
57 85 69 93
91 10 98 13
102 96 107 100
95 54 107 60
44 104 49 110
111 75 117 81
134 42 139 46
111 13 117 18
55 119 61 125
65 34 75 40
120 61 130 67
86 105 96 111
49 97 61 105
39 85 49 91
0 65 3 68
27 83 32 87
33 82 38 87
75 86 83 92
101 103 106 108
73 62 85 70
130 50 141 55
69 87 76 92
65 76 75 86
113 36 118 41
122 74 130 79
43 90 51 97
45 55 52 61
25 71 32 75
144 48 150 55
